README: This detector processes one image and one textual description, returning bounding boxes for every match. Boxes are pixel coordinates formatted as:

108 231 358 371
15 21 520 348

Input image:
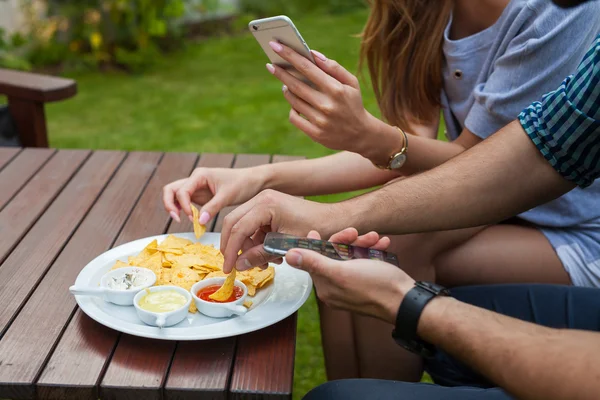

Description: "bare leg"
319 227 486 381
319 224 570 381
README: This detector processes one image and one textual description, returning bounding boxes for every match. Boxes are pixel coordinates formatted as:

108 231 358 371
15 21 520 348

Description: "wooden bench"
0 68 77 147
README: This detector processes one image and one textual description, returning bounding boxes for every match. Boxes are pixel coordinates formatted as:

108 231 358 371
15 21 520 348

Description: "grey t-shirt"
441 0 600 227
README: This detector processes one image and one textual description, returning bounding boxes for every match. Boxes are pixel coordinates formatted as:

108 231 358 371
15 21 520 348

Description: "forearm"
419 297 600 399
365 118 467 175
334 121 574 236
259 151 397 196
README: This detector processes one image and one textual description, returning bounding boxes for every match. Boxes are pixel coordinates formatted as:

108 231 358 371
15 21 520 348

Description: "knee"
389 234 438 279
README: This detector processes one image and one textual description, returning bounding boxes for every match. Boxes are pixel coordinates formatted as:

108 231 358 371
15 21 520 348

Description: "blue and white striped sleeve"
518 35 600 188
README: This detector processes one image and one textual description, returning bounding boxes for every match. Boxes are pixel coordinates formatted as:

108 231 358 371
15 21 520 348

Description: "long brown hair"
359 0 452 128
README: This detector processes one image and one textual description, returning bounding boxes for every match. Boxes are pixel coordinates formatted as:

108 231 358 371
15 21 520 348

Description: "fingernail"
188 214 193 222
269 41 283 52
236 258 252 270
287 251 302 267
282 85 287 92
199 211 210 225
312 50 327 62
169 211 180 223
266 63 275 74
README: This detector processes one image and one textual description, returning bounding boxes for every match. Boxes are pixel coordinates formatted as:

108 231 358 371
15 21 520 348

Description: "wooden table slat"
0 152 161 397
230 315 297 400
37 152 197 400
165 153 259 400
98 152 199 400
0 150 127 400
0 150 89 266
0 147 20 171
0 148 55 210
228 155 301 400
0 150 303 400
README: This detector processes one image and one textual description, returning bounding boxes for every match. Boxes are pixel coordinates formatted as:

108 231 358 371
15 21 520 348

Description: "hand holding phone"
263 232 399 267
249 15 315 84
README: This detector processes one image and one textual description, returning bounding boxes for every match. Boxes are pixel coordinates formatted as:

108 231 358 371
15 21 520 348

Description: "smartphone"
263 232 399 267
249 15 316 84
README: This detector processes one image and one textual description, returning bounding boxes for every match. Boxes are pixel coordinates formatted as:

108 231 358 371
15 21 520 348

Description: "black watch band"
392 281 449 357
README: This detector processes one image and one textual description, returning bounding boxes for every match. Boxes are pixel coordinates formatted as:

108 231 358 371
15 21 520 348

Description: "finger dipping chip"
209 269 236 301
191 205 206 239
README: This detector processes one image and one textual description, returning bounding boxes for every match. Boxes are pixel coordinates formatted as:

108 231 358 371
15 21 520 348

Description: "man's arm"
336 121 575 236
419 297 600 400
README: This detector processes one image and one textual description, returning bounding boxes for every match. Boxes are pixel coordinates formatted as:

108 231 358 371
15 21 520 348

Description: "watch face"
390 154 407 170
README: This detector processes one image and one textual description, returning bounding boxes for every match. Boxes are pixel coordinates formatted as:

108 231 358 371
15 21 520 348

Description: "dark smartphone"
263 232 399 266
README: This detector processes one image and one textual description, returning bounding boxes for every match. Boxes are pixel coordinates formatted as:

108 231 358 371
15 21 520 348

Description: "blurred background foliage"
0 0 367 72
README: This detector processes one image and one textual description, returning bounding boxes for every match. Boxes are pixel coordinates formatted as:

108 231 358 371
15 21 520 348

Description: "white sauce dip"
107 269 150 290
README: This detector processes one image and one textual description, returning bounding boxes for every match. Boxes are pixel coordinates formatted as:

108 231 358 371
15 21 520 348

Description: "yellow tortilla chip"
128 239 158 266
189 301 197 313
246 283 256 296
258 274 274 289
156 246 184 255
191 204 207 239
209 269 236 301
205 270 227 280
243 300 253 309
156 269 172 285
170 268 202 289
111 260 129 270
160 235 193 250
136 252 162 276
169 253 210 269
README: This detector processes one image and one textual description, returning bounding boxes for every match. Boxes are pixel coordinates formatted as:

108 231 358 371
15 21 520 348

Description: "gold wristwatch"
372 126 408 170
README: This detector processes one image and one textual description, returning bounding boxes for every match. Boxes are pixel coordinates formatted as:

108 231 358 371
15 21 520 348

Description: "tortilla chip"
136 252 162 276
189 301 197 313
243 300 253 309
209 269 236 301
160 235 193 250
246 283 256 297
128 239 158 266
205 270 227 280
170 268 202 289
156 246 184 255
191 204 207 239
156 269 172 285
111 260 129 270
169 253 210 269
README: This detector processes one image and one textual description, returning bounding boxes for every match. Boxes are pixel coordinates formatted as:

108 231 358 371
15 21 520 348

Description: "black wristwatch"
391 281 450 357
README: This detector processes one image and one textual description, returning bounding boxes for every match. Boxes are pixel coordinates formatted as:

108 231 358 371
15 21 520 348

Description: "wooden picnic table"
0 147 303 400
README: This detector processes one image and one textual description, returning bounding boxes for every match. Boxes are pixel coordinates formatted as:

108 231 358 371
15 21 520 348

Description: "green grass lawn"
41 9 436 398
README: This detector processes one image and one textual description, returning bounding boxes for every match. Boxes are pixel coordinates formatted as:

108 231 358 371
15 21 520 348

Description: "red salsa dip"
197 284 243 303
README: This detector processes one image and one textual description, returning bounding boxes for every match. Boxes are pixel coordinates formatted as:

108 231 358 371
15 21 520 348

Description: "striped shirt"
519 35 600 188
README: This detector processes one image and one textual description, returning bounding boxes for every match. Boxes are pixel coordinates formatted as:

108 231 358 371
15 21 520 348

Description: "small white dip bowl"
69 266 156 306
133 285 191 328
191 277 248 318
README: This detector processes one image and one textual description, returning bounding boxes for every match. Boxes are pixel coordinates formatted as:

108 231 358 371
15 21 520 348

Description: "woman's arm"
255 151 397 196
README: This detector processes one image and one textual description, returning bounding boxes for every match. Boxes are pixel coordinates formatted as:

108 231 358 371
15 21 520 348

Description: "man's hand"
220 189 338 273
285 230 414 323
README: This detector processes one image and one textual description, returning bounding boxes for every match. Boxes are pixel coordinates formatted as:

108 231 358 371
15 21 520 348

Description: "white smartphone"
249 15 316 83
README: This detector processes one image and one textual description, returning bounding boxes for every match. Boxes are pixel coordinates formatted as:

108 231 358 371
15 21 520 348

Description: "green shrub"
0 28 31 70
20 0 188 72
239 0 366 18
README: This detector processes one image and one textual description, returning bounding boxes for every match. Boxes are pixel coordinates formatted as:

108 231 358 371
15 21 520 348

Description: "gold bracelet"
372 127 408 170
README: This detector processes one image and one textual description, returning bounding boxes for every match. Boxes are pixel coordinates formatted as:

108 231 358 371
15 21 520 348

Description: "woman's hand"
266 41 387 159
286 229 413 323
162 167 267 224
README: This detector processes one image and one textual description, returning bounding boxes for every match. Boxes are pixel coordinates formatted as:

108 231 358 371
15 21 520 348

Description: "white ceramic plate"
73 232 312 340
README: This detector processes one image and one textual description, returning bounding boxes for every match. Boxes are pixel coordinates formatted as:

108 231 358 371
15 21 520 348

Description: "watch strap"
392 282 449 357
372 126 408 170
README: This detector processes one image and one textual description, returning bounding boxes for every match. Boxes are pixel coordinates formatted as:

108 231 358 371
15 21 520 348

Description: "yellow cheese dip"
138 290 187 313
